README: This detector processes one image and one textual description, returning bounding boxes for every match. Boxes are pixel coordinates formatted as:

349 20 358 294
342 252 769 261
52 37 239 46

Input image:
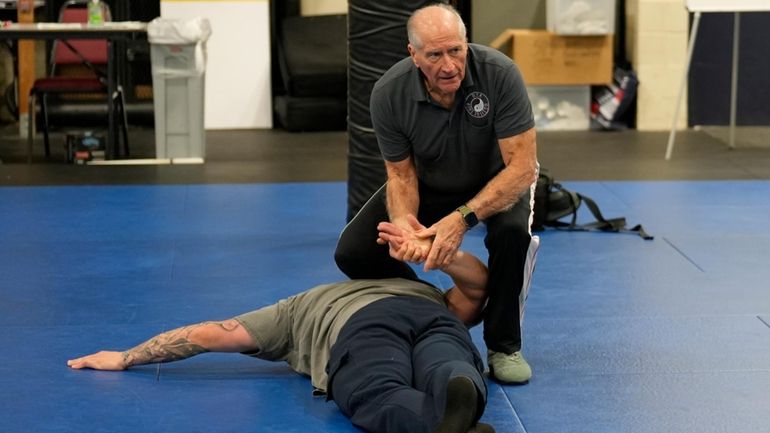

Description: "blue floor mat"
1 181 769 433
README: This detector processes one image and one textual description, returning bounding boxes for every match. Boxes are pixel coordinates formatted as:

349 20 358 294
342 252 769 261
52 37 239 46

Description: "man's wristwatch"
455 204 479 229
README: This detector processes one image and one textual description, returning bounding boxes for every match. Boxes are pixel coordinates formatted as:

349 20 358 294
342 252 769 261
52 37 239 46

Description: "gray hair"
407 3 467 49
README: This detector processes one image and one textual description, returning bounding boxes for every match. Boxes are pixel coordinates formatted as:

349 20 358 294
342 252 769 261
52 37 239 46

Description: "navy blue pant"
335 183 533 353
327 297 486 433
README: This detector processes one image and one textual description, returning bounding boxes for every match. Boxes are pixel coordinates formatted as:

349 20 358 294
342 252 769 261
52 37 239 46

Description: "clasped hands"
377 213 466 272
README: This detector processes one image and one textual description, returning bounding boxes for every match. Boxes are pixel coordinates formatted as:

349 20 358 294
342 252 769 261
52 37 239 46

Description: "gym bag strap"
533 169 653 240
567 192 653 240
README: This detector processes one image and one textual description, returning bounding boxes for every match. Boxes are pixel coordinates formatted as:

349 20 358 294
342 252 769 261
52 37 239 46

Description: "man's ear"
407 44 419 67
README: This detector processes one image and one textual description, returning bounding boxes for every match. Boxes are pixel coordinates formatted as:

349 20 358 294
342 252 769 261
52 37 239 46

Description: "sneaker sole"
487 365 530 385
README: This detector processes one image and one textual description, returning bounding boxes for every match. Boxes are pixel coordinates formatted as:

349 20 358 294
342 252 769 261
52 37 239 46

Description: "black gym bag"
532 169 653 240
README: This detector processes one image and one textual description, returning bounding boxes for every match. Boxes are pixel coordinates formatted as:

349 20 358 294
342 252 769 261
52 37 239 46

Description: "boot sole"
432 376 478 433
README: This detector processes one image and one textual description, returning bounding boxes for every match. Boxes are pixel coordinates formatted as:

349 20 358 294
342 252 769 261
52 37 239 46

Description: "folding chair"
27 0 129 162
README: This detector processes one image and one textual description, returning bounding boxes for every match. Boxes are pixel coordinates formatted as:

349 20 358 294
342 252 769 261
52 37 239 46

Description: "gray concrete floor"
1 124 769 186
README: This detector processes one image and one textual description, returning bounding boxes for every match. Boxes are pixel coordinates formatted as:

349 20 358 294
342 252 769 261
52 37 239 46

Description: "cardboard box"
489 29 613 85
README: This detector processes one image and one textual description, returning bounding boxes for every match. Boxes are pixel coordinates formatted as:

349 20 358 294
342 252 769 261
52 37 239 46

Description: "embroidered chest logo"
464 91 490 119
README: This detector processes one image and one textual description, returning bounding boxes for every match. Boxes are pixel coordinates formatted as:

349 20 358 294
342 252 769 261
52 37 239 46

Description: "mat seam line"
497 382 528 433
663 237 705 272
758 316 770 330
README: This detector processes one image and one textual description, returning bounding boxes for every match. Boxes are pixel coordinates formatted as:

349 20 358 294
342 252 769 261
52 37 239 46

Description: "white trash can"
148 18 211 159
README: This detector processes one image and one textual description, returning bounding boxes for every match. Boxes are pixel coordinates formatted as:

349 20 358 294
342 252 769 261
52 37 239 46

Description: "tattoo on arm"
121 322 224 367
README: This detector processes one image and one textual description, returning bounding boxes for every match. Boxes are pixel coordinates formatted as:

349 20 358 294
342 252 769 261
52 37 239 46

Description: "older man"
335 3 539 384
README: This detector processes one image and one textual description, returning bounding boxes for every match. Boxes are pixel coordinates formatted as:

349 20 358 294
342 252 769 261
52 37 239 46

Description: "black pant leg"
483 189 538 354
411 316 487 421
335 183 418 280
327 297 486 433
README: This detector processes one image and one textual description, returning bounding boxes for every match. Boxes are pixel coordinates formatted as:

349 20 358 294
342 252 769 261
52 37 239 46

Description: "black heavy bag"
346 0 441 221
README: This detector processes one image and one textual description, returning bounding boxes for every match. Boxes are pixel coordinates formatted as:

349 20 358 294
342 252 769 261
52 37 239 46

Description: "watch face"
465 212 478 228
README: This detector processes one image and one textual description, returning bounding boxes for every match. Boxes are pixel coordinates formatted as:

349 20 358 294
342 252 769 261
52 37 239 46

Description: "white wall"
160 0 272 129
301 0 348 16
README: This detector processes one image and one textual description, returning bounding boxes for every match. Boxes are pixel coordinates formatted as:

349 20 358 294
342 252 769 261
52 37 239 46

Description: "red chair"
27 0 129 162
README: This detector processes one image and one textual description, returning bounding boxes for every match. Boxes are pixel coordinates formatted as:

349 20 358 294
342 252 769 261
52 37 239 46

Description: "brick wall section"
626 0 689 130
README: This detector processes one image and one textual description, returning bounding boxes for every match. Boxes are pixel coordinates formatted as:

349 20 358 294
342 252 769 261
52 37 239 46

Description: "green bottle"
88 0 104 25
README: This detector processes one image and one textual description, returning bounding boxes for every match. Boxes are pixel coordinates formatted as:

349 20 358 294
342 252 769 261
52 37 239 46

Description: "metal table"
0 21 148 161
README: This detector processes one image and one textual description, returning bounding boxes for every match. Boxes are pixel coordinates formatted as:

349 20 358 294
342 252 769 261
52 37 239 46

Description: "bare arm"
384 157 432 262
442 250 489 325
442 250 488 297
384 157 419 229
467 128 538 220
67 319 256 371
421 128 538 271
378 221 489 325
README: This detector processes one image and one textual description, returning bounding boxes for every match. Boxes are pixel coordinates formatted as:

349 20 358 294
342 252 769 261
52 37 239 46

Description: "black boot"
433 376 478 433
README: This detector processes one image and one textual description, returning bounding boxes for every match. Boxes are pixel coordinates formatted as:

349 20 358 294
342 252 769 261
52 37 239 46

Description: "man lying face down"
68 221 495 433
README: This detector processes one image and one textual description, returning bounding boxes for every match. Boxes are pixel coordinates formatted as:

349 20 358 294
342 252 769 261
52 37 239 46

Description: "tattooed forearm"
121 322 222 367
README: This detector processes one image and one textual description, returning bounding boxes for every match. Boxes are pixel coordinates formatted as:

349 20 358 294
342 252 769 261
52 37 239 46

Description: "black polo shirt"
370 43 534 196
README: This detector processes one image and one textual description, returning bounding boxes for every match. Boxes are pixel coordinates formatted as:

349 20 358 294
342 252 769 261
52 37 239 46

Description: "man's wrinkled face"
409 28 467 98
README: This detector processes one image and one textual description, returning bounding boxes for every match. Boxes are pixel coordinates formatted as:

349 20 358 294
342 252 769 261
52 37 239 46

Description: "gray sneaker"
488 350 532 384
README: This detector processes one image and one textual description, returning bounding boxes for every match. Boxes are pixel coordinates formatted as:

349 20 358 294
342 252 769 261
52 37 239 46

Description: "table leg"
107 39 116 159
666 11 701 161
729 12 740 150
